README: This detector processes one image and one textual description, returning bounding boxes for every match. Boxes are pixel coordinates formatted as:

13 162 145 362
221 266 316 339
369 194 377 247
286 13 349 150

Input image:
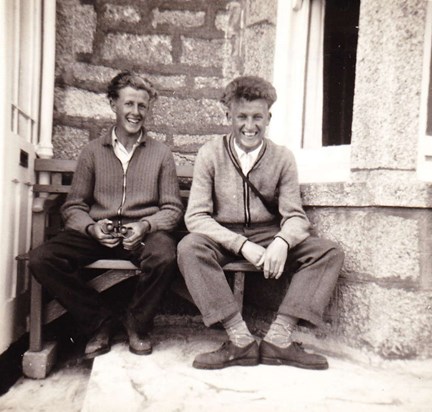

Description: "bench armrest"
32 193 62 213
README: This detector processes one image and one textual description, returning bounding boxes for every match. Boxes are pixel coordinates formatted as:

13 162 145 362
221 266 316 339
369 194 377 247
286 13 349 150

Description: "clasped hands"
88 218 150 250
241 237 288 279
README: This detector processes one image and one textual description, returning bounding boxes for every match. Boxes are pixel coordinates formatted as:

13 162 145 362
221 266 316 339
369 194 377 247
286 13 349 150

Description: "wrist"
85 223 95 238
274 236 290 251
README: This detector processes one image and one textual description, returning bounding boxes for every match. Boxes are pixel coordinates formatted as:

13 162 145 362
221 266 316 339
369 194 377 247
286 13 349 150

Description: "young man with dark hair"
177 75 344 370
29 71 183 358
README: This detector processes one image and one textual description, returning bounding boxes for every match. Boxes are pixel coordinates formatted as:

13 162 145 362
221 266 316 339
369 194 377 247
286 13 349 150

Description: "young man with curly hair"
178 76 344 370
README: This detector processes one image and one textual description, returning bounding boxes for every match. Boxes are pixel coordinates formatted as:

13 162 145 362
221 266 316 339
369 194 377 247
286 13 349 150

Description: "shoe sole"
192 357 259 370
84 346 111 360
260 356 328 370
129 346 152 356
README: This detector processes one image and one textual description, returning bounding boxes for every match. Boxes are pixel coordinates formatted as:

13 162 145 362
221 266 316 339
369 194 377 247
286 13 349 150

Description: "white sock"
222 312 255 347
263 314 296 348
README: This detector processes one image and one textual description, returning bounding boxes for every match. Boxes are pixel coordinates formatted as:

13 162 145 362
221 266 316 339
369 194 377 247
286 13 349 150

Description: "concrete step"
80 326 432 412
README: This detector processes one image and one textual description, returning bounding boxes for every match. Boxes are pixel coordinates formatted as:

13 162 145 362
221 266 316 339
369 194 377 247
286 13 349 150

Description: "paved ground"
1 325 431 412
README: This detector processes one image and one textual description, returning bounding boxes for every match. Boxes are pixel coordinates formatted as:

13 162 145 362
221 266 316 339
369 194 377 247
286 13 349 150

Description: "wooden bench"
20 158 259 378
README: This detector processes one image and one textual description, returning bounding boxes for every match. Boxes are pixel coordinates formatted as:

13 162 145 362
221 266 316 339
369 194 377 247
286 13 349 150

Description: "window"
270 0 360 182
417 0 432 181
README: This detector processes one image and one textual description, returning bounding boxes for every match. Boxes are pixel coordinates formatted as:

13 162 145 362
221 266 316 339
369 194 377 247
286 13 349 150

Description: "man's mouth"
127 118 141 125
242 131 257 137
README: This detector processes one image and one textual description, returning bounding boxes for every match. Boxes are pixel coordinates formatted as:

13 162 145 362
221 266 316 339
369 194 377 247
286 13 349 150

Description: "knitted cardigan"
185 135 310 254
61 127 183 234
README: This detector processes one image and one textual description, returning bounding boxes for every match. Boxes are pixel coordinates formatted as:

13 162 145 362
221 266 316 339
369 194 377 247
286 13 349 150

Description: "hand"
121 221 150 250
90 219 122 248
258 237 289 279
241 241 266 268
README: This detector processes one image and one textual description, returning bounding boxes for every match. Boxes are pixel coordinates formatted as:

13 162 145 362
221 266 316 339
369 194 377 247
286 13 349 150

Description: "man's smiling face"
110 86 150 141
227 98 271 153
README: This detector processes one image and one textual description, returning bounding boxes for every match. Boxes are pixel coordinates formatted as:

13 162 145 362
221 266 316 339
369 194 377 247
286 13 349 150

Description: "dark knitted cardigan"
61 127 183 234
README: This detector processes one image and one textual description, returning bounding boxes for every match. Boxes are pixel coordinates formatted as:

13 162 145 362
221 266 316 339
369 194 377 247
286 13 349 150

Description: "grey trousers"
177 224 344 327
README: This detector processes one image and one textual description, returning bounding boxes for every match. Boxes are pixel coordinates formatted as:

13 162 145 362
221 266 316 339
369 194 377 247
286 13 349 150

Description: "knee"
177 233 207 261
322 239 345 265
28 244 52 272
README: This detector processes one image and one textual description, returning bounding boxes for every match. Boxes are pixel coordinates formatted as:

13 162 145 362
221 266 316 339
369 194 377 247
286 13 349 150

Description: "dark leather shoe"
193 340 259 370
260 341 328 370
128 329 152 355
84 321 112 359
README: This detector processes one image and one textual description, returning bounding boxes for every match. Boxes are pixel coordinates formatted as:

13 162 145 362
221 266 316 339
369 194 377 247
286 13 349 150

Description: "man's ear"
110 99 117 113
268 112 272 124
226 111 232 122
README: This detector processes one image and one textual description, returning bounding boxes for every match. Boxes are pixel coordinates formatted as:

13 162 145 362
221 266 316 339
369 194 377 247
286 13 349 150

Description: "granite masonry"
51 0 432 361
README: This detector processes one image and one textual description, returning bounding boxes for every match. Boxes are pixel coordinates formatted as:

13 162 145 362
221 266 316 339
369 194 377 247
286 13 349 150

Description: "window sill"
293 145 351 183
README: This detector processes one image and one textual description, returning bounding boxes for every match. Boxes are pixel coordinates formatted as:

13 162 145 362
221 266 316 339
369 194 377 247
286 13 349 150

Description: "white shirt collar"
233 138 263 174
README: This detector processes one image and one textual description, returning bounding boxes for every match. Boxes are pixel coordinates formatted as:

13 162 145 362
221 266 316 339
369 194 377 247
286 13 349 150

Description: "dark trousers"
28 229 177 336
177 224 344 328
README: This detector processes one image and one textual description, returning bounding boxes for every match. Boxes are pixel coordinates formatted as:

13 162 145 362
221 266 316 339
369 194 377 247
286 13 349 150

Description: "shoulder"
196 136 225 158
145 136 172 155
265 138 296 162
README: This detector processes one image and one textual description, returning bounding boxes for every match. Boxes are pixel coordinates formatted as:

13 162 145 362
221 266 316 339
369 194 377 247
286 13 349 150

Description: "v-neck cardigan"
184 135 310 254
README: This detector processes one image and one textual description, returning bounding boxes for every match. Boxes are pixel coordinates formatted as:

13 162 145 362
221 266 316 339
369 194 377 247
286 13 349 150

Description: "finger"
256 255 265 269
274 268 284 280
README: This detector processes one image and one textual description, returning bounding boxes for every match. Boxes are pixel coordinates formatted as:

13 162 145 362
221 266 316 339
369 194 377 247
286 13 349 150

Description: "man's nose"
244 118 255 130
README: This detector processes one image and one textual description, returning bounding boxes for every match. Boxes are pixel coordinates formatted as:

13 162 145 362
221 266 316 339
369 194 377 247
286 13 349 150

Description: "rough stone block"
335 281 432 359
215 11 228 32
152 8 205 28
103 3 140 23
180 37 225 68
173 134 221 151
246 0 277 26
53 126 90 160
102 33 172 65
244 24 276 80
22 342 57 379
147 131 167 142
351 0 427 170
153 97 224 128
306 208 422 281
55 87 114 120
55 0 96 74
194 76 225 89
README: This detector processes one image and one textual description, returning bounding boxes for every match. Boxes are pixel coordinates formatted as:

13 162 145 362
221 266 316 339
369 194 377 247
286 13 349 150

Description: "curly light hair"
220 76 277 108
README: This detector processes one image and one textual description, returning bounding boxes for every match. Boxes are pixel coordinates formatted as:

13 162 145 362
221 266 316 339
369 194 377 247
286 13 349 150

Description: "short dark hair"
220 76 277 108
107 70 158 101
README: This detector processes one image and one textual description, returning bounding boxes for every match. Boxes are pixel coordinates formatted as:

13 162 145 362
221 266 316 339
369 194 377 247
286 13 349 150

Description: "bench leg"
23 276 57 379
22 342 57 379
233 271 245 312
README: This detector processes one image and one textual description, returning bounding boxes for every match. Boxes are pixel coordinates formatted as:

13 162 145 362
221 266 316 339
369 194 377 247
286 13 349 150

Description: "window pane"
322 0 360 146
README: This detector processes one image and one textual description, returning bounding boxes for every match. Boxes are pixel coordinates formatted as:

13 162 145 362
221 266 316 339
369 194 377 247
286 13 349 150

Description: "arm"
61 148 97 234
140 150 183 233
185 147 248 255
274 148 310 249
260 149 310 279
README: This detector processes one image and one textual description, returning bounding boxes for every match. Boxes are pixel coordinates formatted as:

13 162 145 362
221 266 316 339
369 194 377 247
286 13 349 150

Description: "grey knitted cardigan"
62 127 183 234
185 135 310 254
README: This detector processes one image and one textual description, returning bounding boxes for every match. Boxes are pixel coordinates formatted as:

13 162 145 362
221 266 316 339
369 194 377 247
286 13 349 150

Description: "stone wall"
52 0 432 361
53 0 277 164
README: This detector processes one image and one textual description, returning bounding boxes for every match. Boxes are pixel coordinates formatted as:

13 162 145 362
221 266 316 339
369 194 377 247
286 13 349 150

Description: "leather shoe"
260 340 328 369
84 320 112 359
128 329 152 355
193 340 259 370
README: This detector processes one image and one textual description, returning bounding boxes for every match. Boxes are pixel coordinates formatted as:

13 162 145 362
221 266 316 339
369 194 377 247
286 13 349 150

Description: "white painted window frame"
270 0 351 183
417 0 432 181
